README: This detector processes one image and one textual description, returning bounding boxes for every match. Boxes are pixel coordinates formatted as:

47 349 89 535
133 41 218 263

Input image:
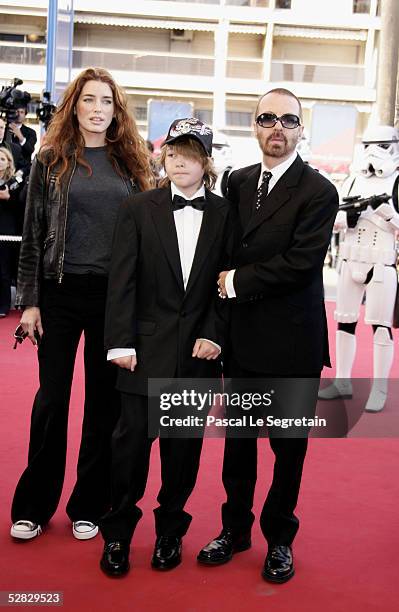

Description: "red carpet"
0 304 398 611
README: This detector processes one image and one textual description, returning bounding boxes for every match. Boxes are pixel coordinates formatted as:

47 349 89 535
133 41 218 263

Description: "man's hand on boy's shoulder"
192 339 221 360
111 355 137 371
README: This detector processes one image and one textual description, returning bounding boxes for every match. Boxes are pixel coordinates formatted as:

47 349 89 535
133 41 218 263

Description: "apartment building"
0 0 381 171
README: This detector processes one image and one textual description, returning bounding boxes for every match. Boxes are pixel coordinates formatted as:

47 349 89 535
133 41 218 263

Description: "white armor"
320 126 399 412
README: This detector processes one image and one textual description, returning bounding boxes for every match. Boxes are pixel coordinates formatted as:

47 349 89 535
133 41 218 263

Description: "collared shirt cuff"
107 348 136 361
225 269 236 298
198 339 221 354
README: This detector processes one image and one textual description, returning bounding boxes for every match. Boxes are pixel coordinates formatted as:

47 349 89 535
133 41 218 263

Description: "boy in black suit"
99 118 234 576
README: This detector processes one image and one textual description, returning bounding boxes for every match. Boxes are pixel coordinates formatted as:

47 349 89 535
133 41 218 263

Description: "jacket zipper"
58 158 76 283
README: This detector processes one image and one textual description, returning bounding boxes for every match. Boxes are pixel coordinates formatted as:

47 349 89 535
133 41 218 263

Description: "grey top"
64 146 129 275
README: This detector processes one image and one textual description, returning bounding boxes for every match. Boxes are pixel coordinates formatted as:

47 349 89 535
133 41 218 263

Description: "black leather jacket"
16 155 138 307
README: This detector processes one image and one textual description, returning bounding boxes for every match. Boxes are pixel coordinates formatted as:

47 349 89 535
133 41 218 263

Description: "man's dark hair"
255 88 303 121
14 101 28 111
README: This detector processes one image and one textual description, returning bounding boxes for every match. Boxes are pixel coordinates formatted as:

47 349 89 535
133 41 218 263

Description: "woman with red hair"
11 68 153 541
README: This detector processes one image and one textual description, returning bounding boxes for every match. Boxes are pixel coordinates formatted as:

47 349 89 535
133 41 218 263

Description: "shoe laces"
270 545 290 561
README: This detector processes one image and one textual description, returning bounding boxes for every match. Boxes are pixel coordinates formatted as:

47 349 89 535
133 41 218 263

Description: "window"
275 0 291 8
353 0 371 13
0 33 24 42
0 33 45 44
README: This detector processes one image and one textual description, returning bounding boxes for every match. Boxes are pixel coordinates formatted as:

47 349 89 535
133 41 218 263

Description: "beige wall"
0 14 45 34
227 33 264 59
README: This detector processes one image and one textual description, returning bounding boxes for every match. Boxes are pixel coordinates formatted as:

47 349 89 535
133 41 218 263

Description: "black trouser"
0 241 13 314
11 274 119 525
221 359 320 547
100 393 204 544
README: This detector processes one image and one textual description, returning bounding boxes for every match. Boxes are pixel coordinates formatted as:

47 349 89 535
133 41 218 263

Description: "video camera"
0 78 31 122
0 169 24 192
36 90 56 130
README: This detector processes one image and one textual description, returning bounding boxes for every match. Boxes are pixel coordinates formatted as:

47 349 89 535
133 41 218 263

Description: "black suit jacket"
105 186 234 395
12 124 37 168
226 155 339 376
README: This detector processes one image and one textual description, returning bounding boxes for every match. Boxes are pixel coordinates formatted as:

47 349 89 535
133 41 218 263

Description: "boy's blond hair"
158 136 217 191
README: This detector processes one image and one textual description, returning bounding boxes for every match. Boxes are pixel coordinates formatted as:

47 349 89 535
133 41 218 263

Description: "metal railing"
271 60 365 86
226 58 264 79
0 42 46 65
226 0 268 6
72 47 214 77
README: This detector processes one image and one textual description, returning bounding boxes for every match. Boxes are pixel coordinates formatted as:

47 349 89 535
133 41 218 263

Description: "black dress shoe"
100 541 130 577
262 545 294 583
197 529 251 566
151 536 182 570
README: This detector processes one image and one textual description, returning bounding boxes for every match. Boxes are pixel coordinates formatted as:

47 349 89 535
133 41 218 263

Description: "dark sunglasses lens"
257 113 277 128
281 114 300 128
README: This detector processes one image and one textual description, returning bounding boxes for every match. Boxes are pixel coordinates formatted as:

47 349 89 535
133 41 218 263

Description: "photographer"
8 102 37 171
0 117 23 171
0 147 23 317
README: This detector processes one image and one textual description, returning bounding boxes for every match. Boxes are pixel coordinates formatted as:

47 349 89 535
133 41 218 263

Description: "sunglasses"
13 324 40 349
256 113 301 130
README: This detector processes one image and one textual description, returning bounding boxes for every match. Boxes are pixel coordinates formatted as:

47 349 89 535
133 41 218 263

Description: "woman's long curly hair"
40 67 153 191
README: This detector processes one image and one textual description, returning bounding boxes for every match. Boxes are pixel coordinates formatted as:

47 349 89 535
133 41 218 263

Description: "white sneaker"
11 520 42 540
72 521 99 540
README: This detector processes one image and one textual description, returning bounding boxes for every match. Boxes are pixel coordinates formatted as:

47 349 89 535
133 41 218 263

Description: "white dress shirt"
225 151 298 298
108 182 220 361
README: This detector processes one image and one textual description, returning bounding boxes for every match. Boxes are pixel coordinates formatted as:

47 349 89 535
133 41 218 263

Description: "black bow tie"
172 194 206 211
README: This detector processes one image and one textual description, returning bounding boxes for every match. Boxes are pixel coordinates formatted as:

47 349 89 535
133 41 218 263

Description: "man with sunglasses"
197 88 338 582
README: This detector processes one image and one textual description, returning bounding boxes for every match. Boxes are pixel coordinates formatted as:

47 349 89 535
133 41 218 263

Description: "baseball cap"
164 117 213 157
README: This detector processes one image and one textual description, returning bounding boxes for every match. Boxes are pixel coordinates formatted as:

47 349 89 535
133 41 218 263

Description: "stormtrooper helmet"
212 130 233 175
359 125 399 177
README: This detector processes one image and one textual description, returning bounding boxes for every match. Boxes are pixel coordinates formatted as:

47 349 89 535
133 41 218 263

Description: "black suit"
12 124 37 170
221 155 339 545
100 186 234 542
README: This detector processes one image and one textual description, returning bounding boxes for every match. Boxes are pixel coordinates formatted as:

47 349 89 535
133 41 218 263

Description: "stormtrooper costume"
211 131 233 197
319 125 399 412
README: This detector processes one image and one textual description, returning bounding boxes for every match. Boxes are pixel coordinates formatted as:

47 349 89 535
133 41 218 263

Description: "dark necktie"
172 194 206 212
255 171 272 211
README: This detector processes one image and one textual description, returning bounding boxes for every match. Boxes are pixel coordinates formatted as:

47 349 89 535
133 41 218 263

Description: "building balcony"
271 60 366 87
226 58 264 79
72 47 214 77
75 0 379 29
0 41 376 103
0 42 46 66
